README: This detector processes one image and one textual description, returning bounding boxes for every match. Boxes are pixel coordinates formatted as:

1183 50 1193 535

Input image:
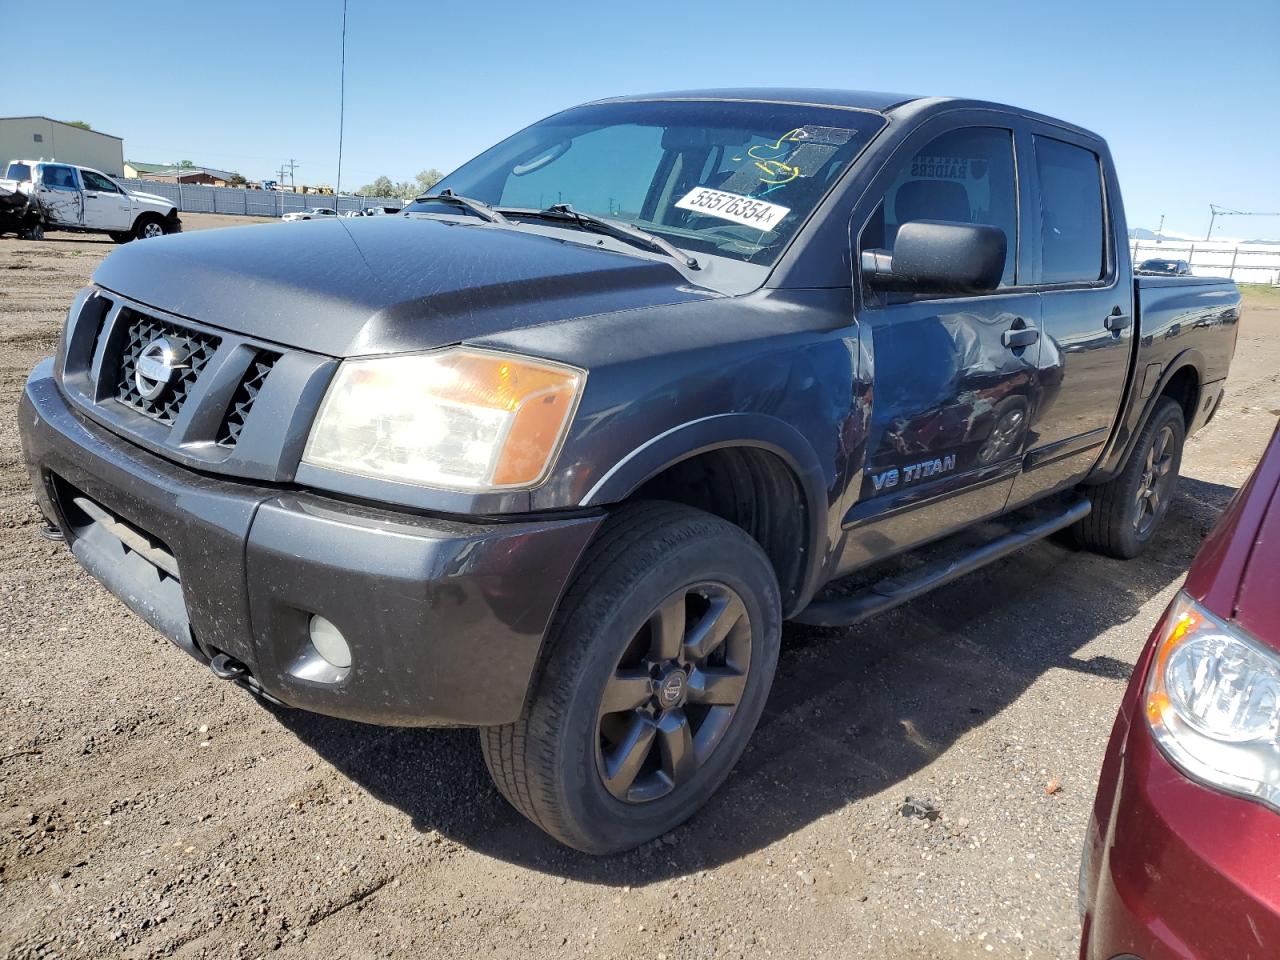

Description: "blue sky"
9 0 1278 238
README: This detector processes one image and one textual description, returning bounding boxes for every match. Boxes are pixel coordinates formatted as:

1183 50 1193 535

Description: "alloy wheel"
595 581 751 804
141 221 165 239
1134 423 1176 536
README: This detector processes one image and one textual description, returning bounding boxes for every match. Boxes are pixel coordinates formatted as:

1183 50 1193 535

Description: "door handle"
84 191 98 198
1001 327 1040 349
1105 311 1132 332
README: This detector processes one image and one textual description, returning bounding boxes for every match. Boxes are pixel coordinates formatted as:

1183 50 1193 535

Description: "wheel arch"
580 414 830 617
1108 350 1204 478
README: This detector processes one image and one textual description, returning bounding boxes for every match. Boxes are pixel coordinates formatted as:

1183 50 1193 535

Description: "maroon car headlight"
1146 591 1280 809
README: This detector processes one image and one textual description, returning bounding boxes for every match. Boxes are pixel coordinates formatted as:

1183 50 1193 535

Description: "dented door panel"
836 291 1042 574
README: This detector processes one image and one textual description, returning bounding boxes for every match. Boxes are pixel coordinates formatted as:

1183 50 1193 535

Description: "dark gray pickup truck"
19 89 1240 853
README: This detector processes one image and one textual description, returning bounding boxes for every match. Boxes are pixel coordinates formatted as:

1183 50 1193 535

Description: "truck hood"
126 189 176 207
91 216 714 357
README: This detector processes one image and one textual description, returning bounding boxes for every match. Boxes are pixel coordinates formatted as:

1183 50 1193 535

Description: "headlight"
302 348 585 491
1145 591 1280 809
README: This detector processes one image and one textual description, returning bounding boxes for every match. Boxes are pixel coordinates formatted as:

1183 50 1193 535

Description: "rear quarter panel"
1093 276 1240 478
1135 275 1240 385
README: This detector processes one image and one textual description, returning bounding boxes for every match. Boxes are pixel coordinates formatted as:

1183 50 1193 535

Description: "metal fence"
1130 240 1280 286
117 178 402 218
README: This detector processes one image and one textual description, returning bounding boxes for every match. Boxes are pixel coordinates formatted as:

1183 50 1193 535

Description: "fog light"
309 615 352 669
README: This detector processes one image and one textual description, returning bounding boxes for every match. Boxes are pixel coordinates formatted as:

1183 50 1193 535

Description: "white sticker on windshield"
675 187 790 232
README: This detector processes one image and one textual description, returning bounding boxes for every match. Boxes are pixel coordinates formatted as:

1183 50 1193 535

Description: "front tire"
1073 397 1185 559
481 502 781 853
134 216 167 240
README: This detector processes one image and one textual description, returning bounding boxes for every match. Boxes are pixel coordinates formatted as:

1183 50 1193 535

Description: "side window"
42 165 77 189
1034 137 1105 283
861 126 1018 287
81 170 119 193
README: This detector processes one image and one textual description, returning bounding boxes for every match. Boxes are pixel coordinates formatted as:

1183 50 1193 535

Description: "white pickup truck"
0 160 181 242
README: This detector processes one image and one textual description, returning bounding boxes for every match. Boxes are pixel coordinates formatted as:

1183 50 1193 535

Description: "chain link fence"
118 179 402 218
1130 240 1280 285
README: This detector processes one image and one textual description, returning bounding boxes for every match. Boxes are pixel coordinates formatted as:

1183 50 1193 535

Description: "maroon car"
1081 420 1280 959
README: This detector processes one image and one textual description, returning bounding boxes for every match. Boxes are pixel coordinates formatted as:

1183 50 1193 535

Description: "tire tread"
1073 397 1184 558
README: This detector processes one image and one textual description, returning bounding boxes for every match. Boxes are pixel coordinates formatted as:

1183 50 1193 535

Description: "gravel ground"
2 216 1278 960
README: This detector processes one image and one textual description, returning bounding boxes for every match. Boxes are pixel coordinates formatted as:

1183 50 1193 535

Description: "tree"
359 175 395 198
415 168 444 194
176 160 195 169
229 172 247 186
66 120 92 130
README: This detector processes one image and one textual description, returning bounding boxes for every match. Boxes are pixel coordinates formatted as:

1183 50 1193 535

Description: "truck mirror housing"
862 220 1007 293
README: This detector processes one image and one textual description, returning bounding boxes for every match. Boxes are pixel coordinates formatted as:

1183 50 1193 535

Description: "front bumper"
1081 698 1280 959
18 359 602 726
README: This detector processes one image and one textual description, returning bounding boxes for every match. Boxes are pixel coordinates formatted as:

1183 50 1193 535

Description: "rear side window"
1035 138 1106 283
860 126 1018 287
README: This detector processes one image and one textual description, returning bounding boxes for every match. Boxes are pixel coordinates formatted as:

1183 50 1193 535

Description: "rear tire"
1073 397 1185 559
481 501 781 854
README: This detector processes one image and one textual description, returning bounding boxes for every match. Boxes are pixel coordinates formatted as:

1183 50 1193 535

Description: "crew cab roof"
591 88 921 112
590 89 1104 141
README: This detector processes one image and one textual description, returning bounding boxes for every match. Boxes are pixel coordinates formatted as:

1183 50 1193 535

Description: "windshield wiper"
411 189 509 224
506 203 700 270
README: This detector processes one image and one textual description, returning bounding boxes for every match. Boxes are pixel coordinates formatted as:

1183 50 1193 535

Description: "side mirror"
862 220 1007 293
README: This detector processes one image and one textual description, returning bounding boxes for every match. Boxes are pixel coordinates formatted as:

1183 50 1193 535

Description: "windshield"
403 100 886 265
1139 260 1177 273
5 162 32 183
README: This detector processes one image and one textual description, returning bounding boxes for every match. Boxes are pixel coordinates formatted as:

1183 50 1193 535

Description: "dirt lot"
1 215 1278 960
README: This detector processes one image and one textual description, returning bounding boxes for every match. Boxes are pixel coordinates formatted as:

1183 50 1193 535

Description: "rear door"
34 163 82 226
1008 126 1134 505
838 113 1044 571
79 169 132 231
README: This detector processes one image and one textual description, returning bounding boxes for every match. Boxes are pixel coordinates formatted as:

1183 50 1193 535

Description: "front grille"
215 351 280 448
115 310 221 424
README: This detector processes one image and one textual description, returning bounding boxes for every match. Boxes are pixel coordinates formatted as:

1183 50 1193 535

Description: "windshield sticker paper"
675 187 790 231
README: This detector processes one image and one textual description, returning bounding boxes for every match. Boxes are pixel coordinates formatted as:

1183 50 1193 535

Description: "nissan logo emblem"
134 337 183 401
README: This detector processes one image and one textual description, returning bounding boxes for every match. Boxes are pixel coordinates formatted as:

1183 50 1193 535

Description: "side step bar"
792 498 1092 628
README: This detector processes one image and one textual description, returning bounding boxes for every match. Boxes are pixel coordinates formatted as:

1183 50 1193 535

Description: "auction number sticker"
675 187 790 231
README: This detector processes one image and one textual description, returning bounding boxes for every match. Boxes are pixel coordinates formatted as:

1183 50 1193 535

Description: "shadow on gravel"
274 477 1236 885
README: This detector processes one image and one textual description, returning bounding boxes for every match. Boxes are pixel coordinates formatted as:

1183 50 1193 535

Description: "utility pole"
1206 204 1280 241
283 158 300 191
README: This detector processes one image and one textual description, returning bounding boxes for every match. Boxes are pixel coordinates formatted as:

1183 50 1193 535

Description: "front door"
79 170 132 231
34 164 82 226
838 118 1043 573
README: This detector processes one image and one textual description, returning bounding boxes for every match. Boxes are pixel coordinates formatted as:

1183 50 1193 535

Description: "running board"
792 498 1091 627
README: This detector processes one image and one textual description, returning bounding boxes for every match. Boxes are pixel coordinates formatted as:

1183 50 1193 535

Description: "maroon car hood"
1186 422 1280 649
1236 435 1280 644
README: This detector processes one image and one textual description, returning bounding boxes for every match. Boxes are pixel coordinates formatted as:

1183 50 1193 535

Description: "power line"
335 0 348 198
1206 204 1280 240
